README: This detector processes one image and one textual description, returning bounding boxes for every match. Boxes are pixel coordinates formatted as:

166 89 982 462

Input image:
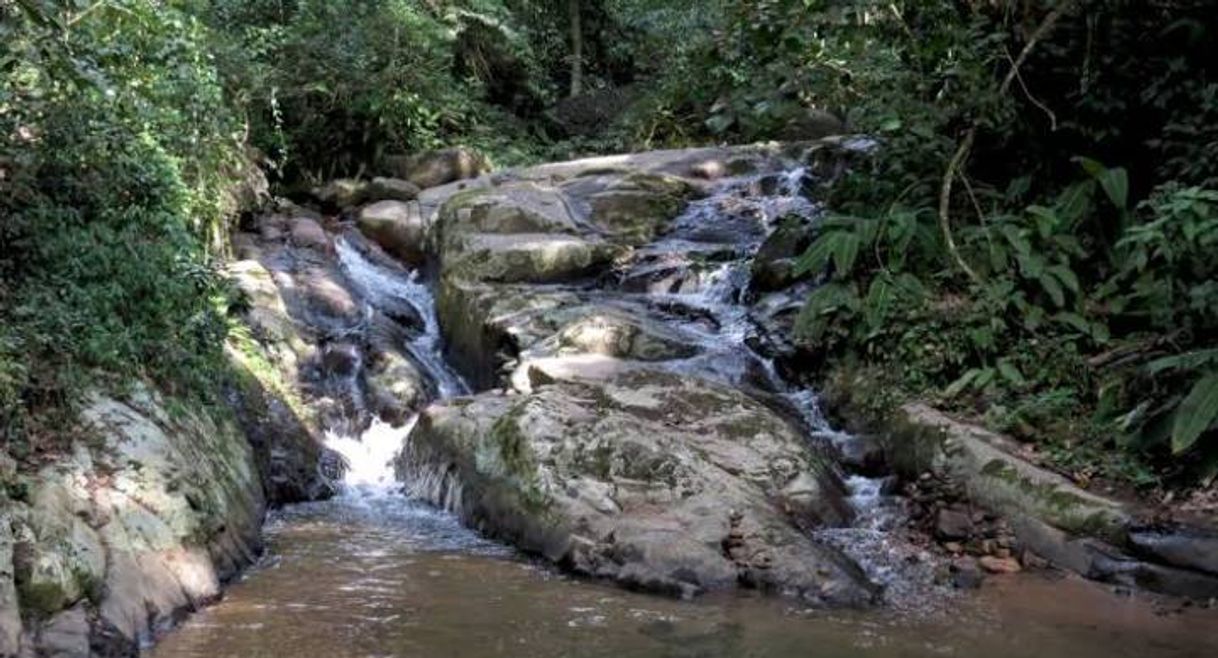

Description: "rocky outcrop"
367 177 420 202
1 389 265 656
750 216 816 293
387 142 886 606
311 178 370 209
426 150 768 386
228 204 440 437
396 368 875 604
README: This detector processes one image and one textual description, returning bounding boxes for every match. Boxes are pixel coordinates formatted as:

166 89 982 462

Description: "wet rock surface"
384 142 938 605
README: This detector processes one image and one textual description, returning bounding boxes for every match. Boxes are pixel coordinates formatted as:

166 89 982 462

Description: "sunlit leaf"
1172 372 1218 454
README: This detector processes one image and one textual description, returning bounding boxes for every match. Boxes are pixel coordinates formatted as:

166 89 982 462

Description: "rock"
690 160 727 180
1129 527 1218 577
935 508 973 541
312 178 370 208
778 108 845 141
950 557 984 589
226 260 332 505
38 605 89 658
368 176 421 202
750 217 816 292
321 342 361 378
1021 550 1050 570
300 268 362 329
289 217 331 252
978 555 1023 574
383 147 490 190
365 350 430 426
397 369 875 605
1090 554 1218 600
829 434 886 476
358 200 426 266
553 312 699 362
893 404 1132 544
562 171 696 245
0 510 20 655
437 183 582 248
435 283 582 389
2 391 265 655
444 233 623 285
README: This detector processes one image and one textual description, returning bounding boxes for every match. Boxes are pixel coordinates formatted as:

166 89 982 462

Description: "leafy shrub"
767 1 1218 485
2 1 242 451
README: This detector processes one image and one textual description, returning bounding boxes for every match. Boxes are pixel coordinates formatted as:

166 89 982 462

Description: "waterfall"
335 237 469 399
323 418 415 496
319 238 471 498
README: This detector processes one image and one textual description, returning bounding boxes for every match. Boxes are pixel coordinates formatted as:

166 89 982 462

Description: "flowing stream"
149 170 1217 658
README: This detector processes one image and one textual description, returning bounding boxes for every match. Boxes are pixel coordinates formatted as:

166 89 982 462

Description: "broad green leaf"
1101 168 1130 209
1047 264 1080 293
830 231 861 276
1078 157 1129 209
794 282 858 341
863 276 895 330
1147 348 1218 375
944 369 981 398
997 360 1026 386
1171 372 1218 454
895 273 928 299
1038 273 1065 307
1057 181 1095 226
1053 312 1090 334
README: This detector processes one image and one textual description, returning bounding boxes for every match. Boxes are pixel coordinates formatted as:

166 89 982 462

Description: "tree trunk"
568 0 583 97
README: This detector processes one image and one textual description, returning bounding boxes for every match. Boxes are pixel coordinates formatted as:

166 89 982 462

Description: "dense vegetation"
3 0 1216 491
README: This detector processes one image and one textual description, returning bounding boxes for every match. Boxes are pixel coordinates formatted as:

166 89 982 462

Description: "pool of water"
150 493 1218 658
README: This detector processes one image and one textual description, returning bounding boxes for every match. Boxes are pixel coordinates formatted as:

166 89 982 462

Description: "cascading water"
614 165 930 603
308 237 472 502
150 160 1217 658
336 237 469 400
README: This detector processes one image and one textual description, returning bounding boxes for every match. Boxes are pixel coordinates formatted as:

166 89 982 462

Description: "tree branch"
937 0 1076 285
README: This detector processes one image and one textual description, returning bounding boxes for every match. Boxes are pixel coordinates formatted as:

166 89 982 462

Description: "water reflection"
152 500 1218 658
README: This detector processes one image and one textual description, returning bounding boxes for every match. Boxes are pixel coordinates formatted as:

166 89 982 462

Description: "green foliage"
204 0 492 180
2 0 242 452
742 0 1218 486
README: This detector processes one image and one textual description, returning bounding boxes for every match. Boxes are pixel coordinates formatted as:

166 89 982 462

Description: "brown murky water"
150 494 1218 658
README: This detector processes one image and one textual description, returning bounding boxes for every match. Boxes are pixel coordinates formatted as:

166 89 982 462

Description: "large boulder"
383 147 490 190
396 369 876 605
227 259 338 504
311 178 370 209
560 171 697 245
436 183 582 248
777 108 846 141
365 349 431 426
357 200 426 266
367 176 421 202
444 233 622 286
